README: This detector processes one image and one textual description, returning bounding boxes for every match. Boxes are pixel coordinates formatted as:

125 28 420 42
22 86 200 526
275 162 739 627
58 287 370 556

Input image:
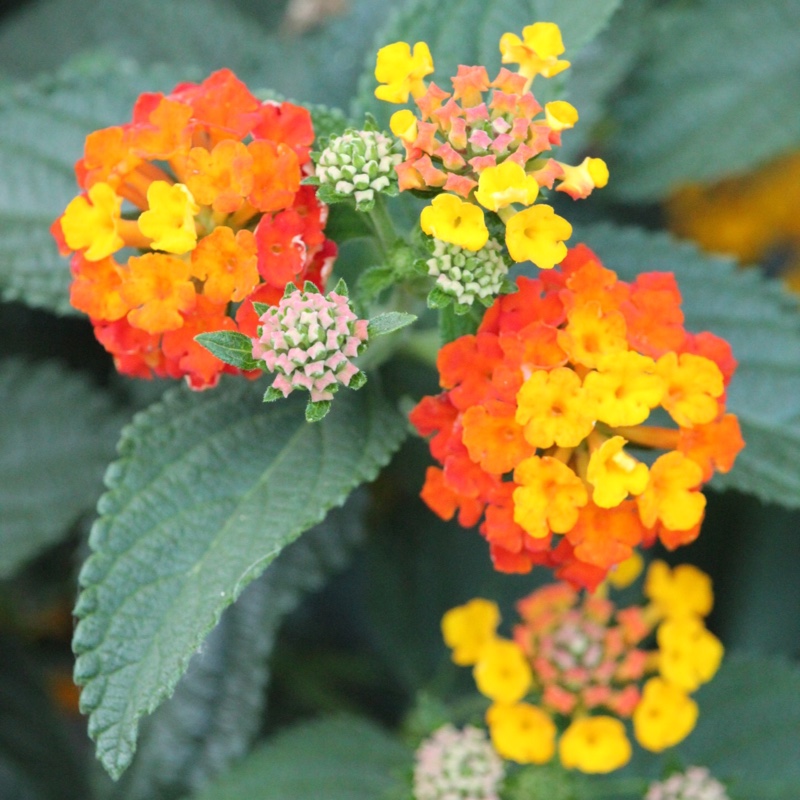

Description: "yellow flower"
607 551 644 590
633 677 698 752
582 351 665 428
420 193 489 251
656 352 724 427
389 109 418 142
486 702 556 764
516 367 594 449
474 161 539 212
544 101 578 132
441 598 500 666
504 204 572 267
587 436 650 508
657 615 724 691
60 182 124 261
558 716 632 774
138 181 199 254
637 451 706 532
499 22 570 80
473 638 533 704
513 455 588 539
556 157 609 200
374 40 434 103
645 560 714 619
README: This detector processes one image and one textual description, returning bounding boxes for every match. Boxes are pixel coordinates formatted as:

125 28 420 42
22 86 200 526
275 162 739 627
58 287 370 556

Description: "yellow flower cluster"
373 22 608 271
440 561 723 774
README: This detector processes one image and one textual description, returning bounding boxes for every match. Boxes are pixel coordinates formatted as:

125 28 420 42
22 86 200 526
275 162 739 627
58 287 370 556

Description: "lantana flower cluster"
53 69 336 389
440 561 723 774
410 244 744 590
375 23 608 272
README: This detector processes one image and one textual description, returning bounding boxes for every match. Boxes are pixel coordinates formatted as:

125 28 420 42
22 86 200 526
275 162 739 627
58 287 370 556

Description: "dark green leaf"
72 377 406 779
192 715 411 800
0 635 91 800
368 312 417 337
356 265 397 304
194 332 259 372
0 359 123 577
325 203 375 243
353 0 622 125
0 57 191 315
579 223 800 508
605 0 800 200
111 500 366 800
0 0 272 82
438 303 483 345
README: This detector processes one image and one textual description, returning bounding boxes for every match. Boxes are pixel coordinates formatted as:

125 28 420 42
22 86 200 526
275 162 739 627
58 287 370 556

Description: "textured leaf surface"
0 0 405 112
622 656 800 797
193 715 410 800
580 224 800 508
0 0 270 81
354 0 622 123
0 358 123 577
0 59 189 314
0 636 91 800
111 499 365 800
72 378 406 779
606 0 800 199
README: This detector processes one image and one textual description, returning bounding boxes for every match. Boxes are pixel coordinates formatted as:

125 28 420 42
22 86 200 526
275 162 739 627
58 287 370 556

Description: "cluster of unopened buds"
53 69 336 389
410 243 745 590
438 560 722 775
375 22 608 279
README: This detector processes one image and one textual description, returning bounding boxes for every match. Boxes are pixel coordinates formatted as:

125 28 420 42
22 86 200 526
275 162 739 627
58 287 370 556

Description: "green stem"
367 194 399 255
397 328 440 367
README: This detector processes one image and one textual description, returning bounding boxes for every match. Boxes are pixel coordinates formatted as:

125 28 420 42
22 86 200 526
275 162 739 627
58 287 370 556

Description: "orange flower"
123 253 197 334
191 226 259 304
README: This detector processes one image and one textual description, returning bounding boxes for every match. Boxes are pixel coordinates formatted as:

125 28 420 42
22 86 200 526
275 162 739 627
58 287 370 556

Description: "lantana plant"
2 2 799 800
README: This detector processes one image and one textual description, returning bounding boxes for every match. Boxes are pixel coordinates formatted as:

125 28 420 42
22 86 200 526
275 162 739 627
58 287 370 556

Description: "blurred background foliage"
0 0 798 798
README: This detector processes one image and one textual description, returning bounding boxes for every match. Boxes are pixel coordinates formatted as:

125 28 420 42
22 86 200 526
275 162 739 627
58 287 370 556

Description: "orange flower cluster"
410 245 744 590
52 69 336 388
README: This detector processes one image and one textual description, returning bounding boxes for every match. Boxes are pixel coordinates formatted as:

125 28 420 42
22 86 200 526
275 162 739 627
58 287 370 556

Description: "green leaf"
578 224 800 508
72 377 406 779
438 303 483 345
368 312 417 337
110 499 366 800
605 0 800 200
0 57 191 315
0 0 273 82
622 655 800 797
194 332 259 372
0 635 91 800
0 359 123 578
192 715 411 800
325 203 375 244
353 0 622 124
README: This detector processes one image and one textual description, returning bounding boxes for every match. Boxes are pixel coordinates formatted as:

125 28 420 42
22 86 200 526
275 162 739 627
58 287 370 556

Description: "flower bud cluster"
413 724 504 800
645 766 730 800
251 282 368 406
312 128 402 210
425 237 509 311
